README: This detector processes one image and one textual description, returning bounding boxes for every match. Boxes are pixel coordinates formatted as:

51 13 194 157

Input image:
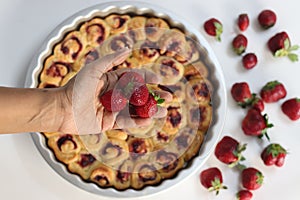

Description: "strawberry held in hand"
242 108 273 140
232 34 248 55
231 82 254 107
200 167 227 195
260 80 287 103
214 136 246 168
281 98 300 121
204 18 223 41
133 92 164 118
268 31 299 62
261 143 287 167
242 167 264 190
100 89 127 112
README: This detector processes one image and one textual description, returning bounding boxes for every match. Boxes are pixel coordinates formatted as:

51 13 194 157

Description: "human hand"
58 49 172 135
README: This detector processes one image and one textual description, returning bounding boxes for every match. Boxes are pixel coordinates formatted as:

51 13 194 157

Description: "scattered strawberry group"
200 7 298 200
100 71 164 118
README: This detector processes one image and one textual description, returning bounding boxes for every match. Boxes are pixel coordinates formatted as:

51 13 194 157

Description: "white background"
0 0 299 199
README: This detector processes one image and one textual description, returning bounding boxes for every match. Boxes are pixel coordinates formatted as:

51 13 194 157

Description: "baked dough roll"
127 137 153 160
73 46 100 71
68 150 99 179
48 134 81 164
150 130 176 151
184 61 209 80
162 103 187 135
100 33 133 57
40 55 71 86
152 56 184 85
79 18 111 47
113 56 141 70
79 133 106 153
175 39 200 65
185 78 213 105
145 17 169 42
169 127 198 157
114 159 134 190
60 71 77 86
158 81 186 103
183 130 205 161
38 82 59 89
104 129 128 141
125 120 155 138
90 164 116 187
53 31 87 63
158 28 186 57
105 14 130 35
132 40 160 65
127 16 147 42
99 138 129 168
131 161 161 189
187 103 213 132
151 150 184 179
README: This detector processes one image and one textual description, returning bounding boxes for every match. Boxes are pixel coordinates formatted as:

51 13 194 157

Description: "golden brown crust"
105 14 131 35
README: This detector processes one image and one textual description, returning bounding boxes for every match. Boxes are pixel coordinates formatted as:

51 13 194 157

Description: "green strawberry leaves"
274 38 299 62
214 22 223 42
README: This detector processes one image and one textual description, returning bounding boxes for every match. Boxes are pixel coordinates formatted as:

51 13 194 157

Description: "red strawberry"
260 80 287 103
238 14 250 31
200 167 227 195
261 143 287 167
236 190 253 200
251 96 264 112
204 18 223 41
100 89 127 112
242 167 264 190
231 82 254 107
214 136 246 168
242 53 258 70
281 97 300 121
258 9 277 29
242 108 273 140
118 71 145 88
134 94 164 118
129 84 149 106
232 34 248 55
268 32 299 62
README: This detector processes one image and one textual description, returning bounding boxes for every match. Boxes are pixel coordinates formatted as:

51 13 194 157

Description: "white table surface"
0 0 299 199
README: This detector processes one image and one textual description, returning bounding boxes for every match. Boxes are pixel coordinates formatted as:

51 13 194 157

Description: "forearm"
0 87 64 134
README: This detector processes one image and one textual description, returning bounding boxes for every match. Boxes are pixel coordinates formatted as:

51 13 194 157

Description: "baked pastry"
152 56 184 85
37 13 214 191
79 18 111 47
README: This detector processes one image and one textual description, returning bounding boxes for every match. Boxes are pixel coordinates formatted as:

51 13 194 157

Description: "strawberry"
232 34 248 55
261 143 287 167
281 97 300 121
236 190 253 200
200 167 227 195
258 9 277 29
242 108 273 140
203 18 223 41
250 96 264 112
242 167 264 190
134 93 164 118
118 71 145 89
231 82 254 107
238 14 250 31
129 84 149 106
260 80 287 103
242 53 258 70
100 89 127 112
214 136 246 168
268 31 299 62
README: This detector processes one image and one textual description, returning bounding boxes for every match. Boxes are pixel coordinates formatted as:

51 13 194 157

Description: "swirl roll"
145 17 169 42
90 164 115 187
79 18 110 47
48 134 81 163
105 14 130 35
